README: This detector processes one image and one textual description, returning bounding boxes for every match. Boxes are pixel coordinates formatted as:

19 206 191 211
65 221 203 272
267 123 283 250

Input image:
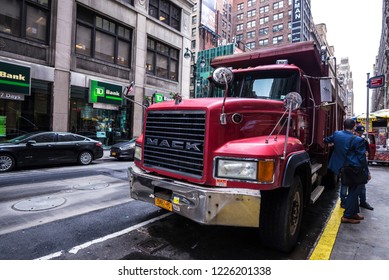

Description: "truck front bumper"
128 165 261 227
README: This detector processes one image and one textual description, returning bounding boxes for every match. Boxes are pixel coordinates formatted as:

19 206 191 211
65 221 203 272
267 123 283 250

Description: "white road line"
35 212 172 260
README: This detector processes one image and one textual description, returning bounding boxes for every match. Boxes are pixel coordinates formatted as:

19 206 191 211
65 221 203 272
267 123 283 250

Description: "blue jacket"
324 130 368 175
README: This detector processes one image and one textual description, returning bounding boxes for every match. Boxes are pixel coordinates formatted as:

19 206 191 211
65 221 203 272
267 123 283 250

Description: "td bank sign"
89 80 123 106
0 61 31 97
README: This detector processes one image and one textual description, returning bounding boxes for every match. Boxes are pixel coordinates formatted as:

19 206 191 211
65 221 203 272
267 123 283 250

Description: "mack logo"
146 138 202 152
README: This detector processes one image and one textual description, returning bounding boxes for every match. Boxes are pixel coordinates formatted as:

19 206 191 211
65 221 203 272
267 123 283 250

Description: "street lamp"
184 48 205 98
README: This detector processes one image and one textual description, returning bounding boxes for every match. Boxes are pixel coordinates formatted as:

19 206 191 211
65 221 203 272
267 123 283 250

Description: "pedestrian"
324 118 371 224
354 125 374 210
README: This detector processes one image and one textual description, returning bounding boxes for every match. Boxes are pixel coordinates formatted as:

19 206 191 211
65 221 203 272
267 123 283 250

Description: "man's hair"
344 118 356 130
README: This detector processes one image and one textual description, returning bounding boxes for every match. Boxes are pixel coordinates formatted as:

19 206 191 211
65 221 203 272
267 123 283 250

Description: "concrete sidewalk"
311 164 389 260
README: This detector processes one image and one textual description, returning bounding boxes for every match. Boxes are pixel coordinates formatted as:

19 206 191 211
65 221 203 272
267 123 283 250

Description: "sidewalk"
310 164 389 260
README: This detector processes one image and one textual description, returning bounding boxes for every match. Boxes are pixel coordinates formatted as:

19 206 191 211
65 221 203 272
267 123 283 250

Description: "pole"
366 73 370 133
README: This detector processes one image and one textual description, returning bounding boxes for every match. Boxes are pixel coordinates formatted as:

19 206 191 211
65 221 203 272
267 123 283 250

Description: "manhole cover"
13 196 66 211
137 238 169 254
73 182 110 190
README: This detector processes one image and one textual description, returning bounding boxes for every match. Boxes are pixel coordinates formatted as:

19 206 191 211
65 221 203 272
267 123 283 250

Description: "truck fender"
281 152 310 190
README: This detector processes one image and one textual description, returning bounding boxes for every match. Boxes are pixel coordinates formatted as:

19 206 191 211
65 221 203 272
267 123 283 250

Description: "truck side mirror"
212 67 233 87
283 92 302 111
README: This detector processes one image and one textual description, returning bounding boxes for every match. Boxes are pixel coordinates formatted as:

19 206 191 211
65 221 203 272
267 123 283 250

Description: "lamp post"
184 48 205 98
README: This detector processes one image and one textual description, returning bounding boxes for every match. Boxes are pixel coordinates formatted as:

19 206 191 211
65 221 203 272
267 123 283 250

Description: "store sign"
89 80 122 106
0 61 31 96
368 75 385 89
0 91 25 100
291 0 302 43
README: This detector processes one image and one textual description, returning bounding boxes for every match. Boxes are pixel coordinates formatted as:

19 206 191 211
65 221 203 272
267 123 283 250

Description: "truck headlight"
134 145 142 161
215 158 274 183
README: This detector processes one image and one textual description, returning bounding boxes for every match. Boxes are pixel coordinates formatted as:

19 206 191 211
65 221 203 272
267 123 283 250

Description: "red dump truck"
128 41 344 252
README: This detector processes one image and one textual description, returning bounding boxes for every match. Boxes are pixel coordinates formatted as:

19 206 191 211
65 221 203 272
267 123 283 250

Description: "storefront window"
70 86 133 147
0 80 52 140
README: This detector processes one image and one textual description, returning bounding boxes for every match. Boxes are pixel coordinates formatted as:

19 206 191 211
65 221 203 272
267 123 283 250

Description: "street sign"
368 75 385 89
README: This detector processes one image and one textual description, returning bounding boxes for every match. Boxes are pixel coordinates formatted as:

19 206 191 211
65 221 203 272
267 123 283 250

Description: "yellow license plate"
155 197 172 211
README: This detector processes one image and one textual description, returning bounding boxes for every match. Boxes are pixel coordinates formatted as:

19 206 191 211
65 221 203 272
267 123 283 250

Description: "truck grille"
144 110 206 178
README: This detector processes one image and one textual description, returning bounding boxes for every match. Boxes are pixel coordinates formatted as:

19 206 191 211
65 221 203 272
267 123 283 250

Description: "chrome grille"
143 110 206 178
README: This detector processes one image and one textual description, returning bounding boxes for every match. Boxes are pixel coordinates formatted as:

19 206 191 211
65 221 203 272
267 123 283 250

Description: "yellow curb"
309 199 343 260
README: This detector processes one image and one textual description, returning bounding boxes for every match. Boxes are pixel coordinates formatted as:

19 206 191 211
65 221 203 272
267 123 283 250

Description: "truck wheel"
259 176 303 252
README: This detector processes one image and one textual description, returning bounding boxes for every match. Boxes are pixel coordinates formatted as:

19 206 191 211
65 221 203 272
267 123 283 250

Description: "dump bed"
211 41 326 77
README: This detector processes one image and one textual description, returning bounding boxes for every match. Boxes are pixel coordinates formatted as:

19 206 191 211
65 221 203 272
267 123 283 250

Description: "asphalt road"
0 157 339 260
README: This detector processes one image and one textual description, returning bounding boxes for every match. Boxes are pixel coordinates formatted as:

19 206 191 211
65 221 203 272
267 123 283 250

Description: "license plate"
155 197 172 211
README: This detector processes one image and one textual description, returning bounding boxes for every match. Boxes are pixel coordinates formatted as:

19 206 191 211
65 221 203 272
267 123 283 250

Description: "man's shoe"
351 214 364 220
360 202 374 210
341 217 360 224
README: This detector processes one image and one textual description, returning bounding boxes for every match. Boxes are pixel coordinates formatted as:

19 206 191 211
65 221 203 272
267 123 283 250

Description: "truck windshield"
209 70 299 100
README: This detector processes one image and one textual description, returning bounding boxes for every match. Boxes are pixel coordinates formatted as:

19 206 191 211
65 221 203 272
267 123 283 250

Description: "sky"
310 0 383 116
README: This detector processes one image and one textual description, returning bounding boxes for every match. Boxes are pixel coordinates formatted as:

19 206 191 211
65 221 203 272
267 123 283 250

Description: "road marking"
309 200 343 260
35 212 172 260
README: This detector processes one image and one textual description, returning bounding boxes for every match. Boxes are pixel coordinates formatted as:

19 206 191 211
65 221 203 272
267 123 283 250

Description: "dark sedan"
110 137 137 160
0 131 103 172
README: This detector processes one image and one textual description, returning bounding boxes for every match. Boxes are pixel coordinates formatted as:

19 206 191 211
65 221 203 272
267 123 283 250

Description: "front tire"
259 176 303 252
0 154 15 172
78 151 93 165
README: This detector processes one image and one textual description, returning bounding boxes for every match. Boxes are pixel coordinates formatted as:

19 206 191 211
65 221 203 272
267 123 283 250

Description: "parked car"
0 131 103 172
110 137 137 160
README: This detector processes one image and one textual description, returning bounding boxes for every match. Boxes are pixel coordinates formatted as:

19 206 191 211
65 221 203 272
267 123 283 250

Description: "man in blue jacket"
324 118 371 224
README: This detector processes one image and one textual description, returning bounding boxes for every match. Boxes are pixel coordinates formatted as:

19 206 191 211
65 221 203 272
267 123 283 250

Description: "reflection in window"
146 37 178 81
75 5 132 67
95 31 114 63
149 0 181 31
0 0 49 43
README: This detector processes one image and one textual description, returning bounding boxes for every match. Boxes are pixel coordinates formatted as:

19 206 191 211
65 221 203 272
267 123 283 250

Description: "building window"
247 9 256 18
273 1 284 9
75 5 132 67
146 37 178 81
237 13 244 20
273 12 283 21
259 16 269 25
237 3 244 10
259 38 269 46
191 27 196 37
259 5 269 13
272 35 283 44
237 23 243 31
192 15 197 25
235 33 243 41
246 41 255 49
0 0 50 44
247 20 256 29
247 0 256 7
149 0 181 31
272 23 283 32
259 27 269 36
246 31 255 39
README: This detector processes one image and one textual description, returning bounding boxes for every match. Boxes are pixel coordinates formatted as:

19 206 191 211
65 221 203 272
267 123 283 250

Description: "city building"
371 0 389 111
0 0 194 143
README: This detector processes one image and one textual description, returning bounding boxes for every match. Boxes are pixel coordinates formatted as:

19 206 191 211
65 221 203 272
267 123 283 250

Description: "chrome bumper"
128 165 261 227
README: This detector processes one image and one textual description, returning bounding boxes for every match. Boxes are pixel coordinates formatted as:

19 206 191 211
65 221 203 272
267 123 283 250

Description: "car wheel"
78 151 93 165
0 154 15 172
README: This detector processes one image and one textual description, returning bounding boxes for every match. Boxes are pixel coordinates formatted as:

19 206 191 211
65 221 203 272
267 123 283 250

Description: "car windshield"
209 70 299 100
